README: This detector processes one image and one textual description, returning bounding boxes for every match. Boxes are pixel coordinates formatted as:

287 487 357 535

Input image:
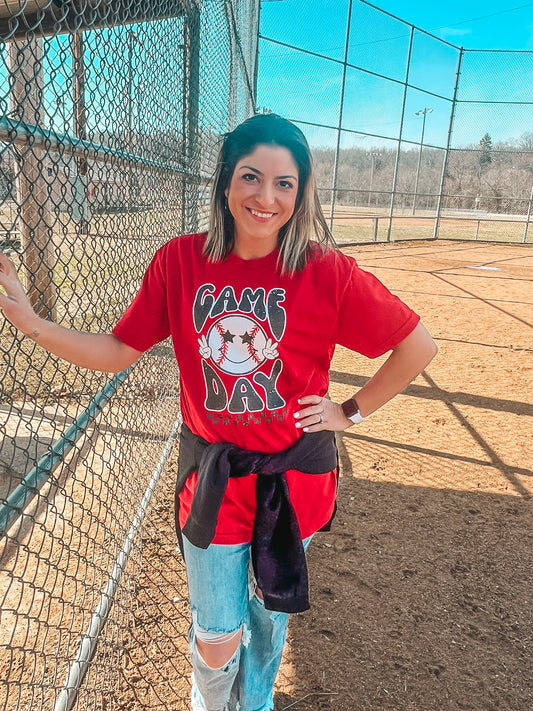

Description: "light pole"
368 152 379 208
412 107 433 215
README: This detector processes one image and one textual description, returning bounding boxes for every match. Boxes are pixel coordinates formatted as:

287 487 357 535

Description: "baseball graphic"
204 315 275 375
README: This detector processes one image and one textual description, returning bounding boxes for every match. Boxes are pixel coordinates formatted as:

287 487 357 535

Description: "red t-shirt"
113 234 419 543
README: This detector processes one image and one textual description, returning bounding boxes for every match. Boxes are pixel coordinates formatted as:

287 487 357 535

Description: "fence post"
72 31 90 228
225 1 238 130
253 0 262 113
329 0 353 234
522 178 533 243
8 37 57 320
52 416 181 711
183 5 201 234
387 25 414 242
433 47 464 240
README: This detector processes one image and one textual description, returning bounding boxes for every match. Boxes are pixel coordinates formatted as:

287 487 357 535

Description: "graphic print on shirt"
193 284 287 420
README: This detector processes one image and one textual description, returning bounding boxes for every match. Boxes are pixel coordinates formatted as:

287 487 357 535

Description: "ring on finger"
318 413 324 424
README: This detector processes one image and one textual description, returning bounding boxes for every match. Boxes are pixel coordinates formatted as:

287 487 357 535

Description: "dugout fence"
258 0 533 245
0 1 258 709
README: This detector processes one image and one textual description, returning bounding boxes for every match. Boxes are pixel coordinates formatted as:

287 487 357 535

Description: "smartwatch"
341 396 365 425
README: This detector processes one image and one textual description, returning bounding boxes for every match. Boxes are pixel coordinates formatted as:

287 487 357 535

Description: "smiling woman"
204 112 334 274
0 113 437 711
226 145 299 259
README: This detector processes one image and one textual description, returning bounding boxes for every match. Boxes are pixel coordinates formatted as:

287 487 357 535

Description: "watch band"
341 396 365 425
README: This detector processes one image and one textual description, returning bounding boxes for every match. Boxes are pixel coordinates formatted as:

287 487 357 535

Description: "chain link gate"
0 1 259 709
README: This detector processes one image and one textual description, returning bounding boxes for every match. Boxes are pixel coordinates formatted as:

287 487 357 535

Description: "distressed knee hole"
194 626 242 670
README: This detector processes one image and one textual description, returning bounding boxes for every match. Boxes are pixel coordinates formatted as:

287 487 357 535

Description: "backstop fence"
257 0 533 244
0 1 258 709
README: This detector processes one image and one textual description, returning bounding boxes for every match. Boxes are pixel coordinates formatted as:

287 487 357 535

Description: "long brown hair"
204 113 335 274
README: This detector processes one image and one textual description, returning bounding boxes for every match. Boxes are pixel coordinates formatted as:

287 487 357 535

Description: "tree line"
312 132 533 215
2 130 532 215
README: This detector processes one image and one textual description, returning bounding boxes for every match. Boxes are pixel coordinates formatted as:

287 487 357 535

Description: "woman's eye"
242 173 257 182
279 180 294 189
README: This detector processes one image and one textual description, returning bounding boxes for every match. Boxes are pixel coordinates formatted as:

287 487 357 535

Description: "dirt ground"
111 240 533 711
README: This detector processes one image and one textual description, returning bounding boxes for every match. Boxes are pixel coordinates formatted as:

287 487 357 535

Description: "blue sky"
257 0 533 148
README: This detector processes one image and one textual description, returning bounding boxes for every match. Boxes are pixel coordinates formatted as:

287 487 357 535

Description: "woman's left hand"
294 394 352 432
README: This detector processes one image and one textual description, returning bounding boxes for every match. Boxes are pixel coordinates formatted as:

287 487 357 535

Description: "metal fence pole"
72 30 90 227
387 25 414 242
433 47 464 240
522 178 533 243
183 5 201 234
0 117 202 177
224 0 238 130
52 417 181 711
329 0 353 233
0 369 132 538
253 0 262 113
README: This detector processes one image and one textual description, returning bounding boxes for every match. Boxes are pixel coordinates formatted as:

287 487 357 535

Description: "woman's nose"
256 183 275 206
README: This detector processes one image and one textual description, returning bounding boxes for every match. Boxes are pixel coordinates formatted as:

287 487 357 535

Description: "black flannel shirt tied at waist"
175 422 338 614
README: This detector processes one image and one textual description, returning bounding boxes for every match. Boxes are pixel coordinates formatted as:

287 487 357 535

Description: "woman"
0 113 437 711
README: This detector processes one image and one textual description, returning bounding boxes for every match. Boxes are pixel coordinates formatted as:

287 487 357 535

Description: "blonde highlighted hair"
204 113 336 274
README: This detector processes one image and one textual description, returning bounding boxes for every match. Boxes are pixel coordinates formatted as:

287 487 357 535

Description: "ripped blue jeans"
182 534 312 711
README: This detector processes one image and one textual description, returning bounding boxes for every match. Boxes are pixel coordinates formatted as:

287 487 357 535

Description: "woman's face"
225 144 299 258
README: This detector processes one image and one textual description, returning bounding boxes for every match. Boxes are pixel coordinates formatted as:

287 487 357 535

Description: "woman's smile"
247 208 277 221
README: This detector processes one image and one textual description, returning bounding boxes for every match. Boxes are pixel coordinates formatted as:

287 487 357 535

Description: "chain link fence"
0 1 258 709
257 0 533 244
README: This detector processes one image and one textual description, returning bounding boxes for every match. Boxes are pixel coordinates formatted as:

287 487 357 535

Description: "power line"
429 2 533 33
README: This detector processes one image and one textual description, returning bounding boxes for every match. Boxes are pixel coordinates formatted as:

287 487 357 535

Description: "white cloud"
438 28 473 38
527 22 533 48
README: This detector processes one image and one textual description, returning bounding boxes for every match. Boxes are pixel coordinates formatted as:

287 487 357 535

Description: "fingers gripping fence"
0 2 259 710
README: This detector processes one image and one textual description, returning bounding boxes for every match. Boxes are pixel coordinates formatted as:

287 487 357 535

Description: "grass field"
324 205 532 244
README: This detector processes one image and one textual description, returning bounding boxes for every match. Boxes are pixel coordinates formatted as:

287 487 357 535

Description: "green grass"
332 217 531 244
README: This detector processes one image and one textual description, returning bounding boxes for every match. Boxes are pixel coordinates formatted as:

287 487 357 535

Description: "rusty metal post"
8 37 57 320
72 31 90 230
73 33 87 160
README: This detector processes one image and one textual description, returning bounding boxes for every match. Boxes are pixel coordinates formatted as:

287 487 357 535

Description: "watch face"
342 397 359 418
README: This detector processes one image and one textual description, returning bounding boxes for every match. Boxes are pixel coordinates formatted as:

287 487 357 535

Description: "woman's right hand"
0 251 39 335
0 250 142 372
